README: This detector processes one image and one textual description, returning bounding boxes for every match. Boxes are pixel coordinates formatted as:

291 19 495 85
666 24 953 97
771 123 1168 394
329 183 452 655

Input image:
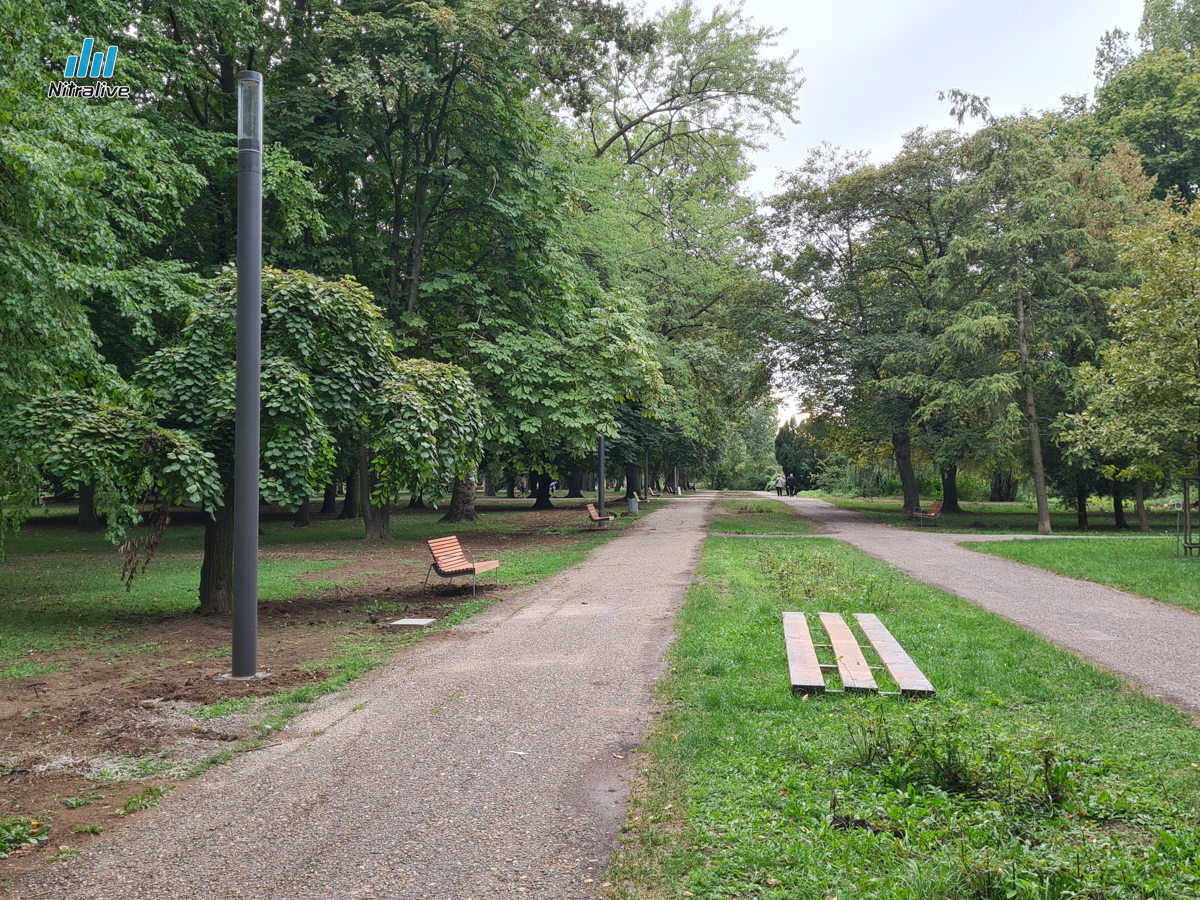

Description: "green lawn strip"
709 499 816 535
827 497 1178 535
0 557 346 662
608 536 1200 900
965 537 1200 614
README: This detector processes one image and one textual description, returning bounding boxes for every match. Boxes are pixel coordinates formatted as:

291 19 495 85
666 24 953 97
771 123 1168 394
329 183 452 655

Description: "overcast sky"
646 0 1145 195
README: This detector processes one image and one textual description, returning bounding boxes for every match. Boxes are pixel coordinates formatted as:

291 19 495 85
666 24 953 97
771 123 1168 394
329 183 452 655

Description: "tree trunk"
406 174 429 314
440 475 478 523
320 483 338 515
566 468 585 498
1016 290 1052 534
78 481 101 532
359 436 390 540
1076 481 1089 531
483 470 496 497
337 469 359 519
293 496 310 528
198 486 235 615
1112 481 1128 530
530 472 554 510
892 432 920 516
990 471 1018 502
623 464 642 500
506 476 516 499
940 466 962 514
408 487 425 509
1135 479 1150 533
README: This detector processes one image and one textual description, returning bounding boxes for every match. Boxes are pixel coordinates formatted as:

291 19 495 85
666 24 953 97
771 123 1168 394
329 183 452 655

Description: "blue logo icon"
65 39 118 79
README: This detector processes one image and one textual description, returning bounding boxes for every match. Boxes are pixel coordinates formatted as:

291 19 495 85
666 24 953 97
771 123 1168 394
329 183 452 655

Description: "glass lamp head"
237 71 263 151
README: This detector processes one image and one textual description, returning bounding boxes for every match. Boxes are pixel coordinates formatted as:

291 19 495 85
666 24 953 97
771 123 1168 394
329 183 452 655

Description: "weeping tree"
138 267 481 612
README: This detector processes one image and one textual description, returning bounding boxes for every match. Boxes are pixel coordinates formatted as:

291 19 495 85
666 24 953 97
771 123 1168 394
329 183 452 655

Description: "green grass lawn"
609 536 1200 900
966 537 1200 614
709 498 816 535
828 497 1178 534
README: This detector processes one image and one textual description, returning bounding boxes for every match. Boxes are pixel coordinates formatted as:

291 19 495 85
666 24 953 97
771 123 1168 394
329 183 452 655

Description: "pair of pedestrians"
773 473 797 497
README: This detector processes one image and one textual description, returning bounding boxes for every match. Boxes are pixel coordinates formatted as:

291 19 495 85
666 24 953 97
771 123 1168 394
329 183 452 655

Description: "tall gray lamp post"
597 436 606 519
232 71 263 679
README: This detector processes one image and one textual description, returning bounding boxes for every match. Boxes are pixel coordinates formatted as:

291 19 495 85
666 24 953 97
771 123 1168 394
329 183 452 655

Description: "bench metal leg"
423 564 435 592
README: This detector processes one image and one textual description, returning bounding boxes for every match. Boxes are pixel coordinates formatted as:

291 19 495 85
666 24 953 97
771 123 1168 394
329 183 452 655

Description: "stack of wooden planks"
782 611 934 697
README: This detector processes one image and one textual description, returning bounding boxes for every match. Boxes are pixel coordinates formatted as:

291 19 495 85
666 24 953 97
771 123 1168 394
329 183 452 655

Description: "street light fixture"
231 71 264 680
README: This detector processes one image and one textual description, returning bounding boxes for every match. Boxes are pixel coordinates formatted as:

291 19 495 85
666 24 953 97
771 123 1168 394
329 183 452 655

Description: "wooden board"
854 614 936 697
819 612 877 692
782 612 825 694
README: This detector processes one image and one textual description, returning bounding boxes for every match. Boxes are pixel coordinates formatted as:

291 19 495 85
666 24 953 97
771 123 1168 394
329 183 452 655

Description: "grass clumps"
0 817 50 857
710 499 816 535
113 784 174 816
608 537 1200 900
968 536 1200 614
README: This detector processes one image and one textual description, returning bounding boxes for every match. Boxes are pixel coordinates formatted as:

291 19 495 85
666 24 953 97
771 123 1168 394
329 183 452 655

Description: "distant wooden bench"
914 499 943 526
423 536 499 595
782 611 935 696
586 503 615 527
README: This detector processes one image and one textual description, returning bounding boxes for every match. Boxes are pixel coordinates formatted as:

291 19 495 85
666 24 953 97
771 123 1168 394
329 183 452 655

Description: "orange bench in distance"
424 536 500 595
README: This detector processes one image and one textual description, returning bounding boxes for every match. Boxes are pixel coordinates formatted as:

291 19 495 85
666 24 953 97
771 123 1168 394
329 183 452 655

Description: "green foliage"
0 817 51 857
1066 201 1200 479
115 784 173 815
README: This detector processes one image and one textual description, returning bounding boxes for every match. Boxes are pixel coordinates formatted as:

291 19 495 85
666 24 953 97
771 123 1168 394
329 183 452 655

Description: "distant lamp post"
231 71 265 680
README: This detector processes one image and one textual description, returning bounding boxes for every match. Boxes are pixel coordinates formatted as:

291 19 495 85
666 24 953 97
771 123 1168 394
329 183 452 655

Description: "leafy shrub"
0 817 50 857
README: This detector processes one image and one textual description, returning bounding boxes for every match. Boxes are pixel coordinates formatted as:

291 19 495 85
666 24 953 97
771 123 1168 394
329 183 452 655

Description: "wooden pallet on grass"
782 611 934 696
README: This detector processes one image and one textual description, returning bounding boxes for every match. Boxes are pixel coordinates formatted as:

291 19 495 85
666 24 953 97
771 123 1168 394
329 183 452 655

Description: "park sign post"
231 71 264 680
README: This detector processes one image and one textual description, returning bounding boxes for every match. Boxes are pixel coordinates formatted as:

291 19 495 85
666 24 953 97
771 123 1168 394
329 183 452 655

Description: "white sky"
646 0 1146 195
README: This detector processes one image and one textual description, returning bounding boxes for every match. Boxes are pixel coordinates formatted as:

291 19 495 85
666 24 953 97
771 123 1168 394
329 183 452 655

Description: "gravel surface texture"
774 494 1200 715
10 495 713 900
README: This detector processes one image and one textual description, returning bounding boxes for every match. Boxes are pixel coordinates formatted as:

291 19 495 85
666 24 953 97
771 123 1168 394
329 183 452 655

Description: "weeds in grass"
0 661 67 681
113 785 174 816
61 792 102 809
73 824 102 835
0 817 50 857
191 696 257 719
47 846 79 862
610 537 1200 900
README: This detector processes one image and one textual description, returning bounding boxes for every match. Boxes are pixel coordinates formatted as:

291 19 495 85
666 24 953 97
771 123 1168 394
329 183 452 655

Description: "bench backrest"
930 500 943 512
428 536 471 572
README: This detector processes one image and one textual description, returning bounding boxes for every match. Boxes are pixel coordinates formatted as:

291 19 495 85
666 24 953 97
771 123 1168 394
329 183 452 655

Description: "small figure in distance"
774 472 785 496
786 472 797 497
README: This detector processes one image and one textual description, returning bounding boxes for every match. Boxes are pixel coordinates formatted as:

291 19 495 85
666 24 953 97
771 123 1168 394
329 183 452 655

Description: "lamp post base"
216 671 272 682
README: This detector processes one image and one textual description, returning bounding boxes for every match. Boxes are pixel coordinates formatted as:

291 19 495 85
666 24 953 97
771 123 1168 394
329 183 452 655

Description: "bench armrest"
466 549 500 563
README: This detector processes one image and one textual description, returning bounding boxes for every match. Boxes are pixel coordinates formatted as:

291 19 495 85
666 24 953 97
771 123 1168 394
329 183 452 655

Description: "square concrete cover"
389 618 437 628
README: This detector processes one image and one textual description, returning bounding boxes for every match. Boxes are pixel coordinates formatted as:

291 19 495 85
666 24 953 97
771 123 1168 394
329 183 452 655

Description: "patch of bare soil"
0 499 604 882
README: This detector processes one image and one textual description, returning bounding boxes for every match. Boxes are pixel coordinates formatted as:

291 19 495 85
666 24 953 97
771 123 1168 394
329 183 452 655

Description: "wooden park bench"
914 499 943 526
782 611 934 697
423 536 500 596
586 503 616 528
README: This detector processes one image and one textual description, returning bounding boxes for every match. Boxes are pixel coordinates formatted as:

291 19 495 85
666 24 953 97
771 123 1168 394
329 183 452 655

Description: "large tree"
139 267 481 612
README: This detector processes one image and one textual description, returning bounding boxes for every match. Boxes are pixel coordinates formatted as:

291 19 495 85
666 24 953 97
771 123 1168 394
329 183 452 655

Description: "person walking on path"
785 473 796 497
13 497 718 900
774 473 785 496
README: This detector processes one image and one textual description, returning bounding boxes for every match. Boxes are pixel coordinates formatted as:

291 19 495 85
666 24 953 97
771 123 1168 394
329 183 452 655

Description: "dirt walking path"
773 494 1200 715
9 495 714 900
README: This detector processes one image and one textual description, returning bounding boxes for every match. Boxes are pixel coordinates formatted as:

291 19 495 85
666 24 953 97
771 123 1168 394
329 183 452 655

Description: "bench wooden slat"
586 503 615 523
782 612 825 694
819 612 877 692
854 614 935 697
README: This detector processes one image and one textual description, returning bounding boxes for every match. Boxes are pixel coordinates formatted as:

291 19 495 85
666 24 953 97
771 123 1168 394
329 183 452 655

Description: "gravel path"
773 494 1200 715
13 495 713 900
